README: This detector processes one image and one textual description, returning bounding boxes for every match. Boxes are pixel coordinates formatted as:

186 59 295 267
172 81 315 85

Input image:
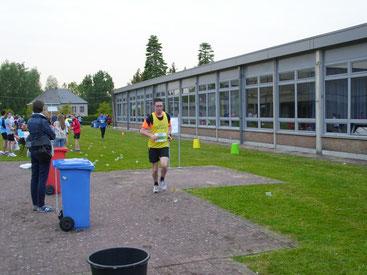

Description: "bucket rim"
87 247 150 269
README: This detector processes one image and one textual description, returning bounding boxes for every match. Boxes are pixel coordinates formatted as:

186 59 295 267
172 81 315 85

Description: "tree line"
129 36 214 84
1 36 214 115
0 60 114 116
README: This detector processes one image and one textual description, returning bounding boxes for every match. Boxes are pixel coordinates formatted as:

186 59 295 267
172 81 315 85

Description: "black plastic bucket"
88 247 150 275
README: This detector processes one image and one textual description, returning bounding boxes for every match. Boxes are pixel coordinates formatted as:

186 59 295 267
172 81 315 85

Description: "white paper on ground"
19 163 32 169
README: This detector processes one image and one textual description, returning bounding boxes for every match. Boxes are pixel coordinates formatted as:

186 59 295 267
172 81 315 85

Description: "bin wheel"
60 216 74 232
58 210 63 220
45 185 55 195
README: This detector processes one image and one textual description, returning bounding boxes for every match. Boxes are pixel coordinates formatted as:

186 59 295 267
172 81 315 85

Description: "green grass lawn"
1 126 366 274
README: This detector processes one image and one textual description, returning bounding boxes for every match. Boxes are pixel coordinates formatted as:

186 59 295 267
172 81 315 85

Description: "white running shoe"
8 152 17 157
160 180 167 191
153 185 160 193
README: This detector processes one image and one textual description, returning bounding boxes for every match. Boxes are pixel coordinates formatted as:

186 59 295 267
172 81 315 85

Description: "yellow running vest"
148 112 169 148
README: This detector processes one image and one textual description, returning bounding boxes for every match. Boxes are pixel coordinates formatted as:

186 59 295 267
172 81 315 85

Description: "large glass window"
325 59 367 136
167 89 179 117
182 86 196 125
245 76 273 130
325 79 348 119
122 97 128 121
189 94 195 117
198 85 216 127
297 82 315 118
182 95 189 117
277 68 315 132
279 85 295 118
231 90 240 117
199 94 206 117
351 77 367 119
246 88 257 117
208 93 216 117
260 87 273 118
219 85 239 128
219 91 229 117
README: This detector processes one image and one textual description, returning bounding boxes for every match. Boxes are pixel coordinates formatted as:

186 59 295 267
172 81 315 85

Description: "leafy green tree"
25 105 33 119
141 35 167 80
78 71 114 115
0 61 42 115
168 62 177 74
130 68 143 84
96 101 112 115
78 74 93 100
198 42 214 66
59 104 72 115
45 75 58 90
67 81 80 95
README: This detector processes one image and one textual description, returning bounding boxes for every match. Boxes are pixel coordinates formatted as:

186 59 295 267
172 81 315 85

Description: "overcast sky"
1 0 366 89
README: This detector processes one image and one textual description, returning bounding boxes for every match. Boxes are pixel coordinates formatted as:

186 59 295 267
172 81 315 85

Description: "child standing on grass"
53 114 67 147
71 114 81 151
0 110 8 155
5 112 16 157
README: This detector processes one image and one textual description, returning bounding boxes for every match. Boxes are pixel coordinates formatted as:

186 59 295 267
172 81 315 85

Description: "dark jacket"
27 113 55 148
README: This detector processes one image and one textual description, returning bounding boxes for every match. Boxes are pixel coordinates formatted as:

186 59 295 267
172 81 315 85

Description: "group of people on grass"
0 111 29 157
21 100 83 212
4 98 171 214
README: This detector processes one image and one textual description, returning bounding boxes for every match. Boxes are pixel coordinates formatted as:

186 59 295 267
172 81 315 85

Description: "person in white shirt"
53 114 67 147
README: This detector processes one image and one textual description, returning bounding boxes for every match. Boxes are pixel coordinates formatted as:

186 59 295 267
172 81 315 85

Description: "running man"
97 113 107 141
140 98 172 193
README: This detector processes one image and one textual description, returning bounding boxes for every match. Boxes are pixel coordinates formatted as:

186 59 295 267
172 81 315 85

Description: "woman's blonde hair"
58 114 66 130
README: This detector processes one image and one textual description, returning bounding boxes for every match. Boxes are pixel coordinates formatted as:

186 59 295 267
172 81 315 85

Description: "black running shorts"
7 134 15 141
148 147 169 163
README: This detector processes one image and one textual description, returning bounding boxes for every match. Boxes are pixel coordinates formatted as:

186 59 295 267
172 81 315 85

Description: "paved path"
0 162 293 274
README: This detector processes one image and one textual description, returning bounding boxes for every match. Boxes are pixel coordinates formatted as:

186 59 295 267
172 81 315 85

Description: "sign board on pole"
47 106 58 112
171 117 179 134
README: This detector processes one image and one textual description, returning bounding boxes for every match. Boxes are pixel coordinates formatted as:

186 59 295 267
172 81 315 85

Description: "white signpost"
170 117 181 167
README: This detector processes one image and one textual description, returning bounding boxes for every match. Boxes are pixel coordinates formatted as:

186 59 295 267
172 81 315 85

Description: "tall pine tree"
198 42 214 66
168 62 177 74
130 68 142 84
142 35 167 80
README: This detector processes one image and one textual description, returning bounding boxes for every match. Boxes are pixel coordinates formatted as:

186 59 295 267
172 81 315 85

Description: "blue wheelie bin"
53 158 95 232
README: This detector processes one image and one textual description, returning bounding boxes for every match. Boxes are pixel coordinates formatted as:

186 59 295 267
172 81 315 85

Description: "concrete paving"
0 162 293 274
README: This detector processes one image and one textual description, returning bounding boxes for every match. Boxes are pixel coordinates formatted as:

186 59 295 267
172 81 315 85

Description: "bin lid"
54 147 68 153
53 158 95 171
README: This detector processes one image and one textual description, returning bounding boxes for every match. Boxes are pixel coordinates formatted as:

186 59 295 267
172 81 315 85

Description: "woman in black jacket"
27 100 56 213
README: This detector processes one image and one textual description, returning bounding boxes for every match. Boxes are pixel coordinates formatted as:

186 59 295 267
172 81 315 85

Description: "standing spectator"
5 112 16 157
97 113 107 141
64 115 71 145
53 114 67 147
71 115 81 151
27 100 56 213
106 114 112 126
0 111 8 155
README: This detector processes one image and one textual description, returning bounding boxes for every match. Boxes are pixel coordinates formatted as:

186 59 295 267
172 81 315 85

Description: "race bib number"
155 133 167 142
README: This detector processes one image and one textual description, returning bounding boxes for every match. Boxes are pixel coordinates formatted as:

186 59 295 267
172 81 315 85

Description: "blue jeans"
54 138 66 147
30 152 51 207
